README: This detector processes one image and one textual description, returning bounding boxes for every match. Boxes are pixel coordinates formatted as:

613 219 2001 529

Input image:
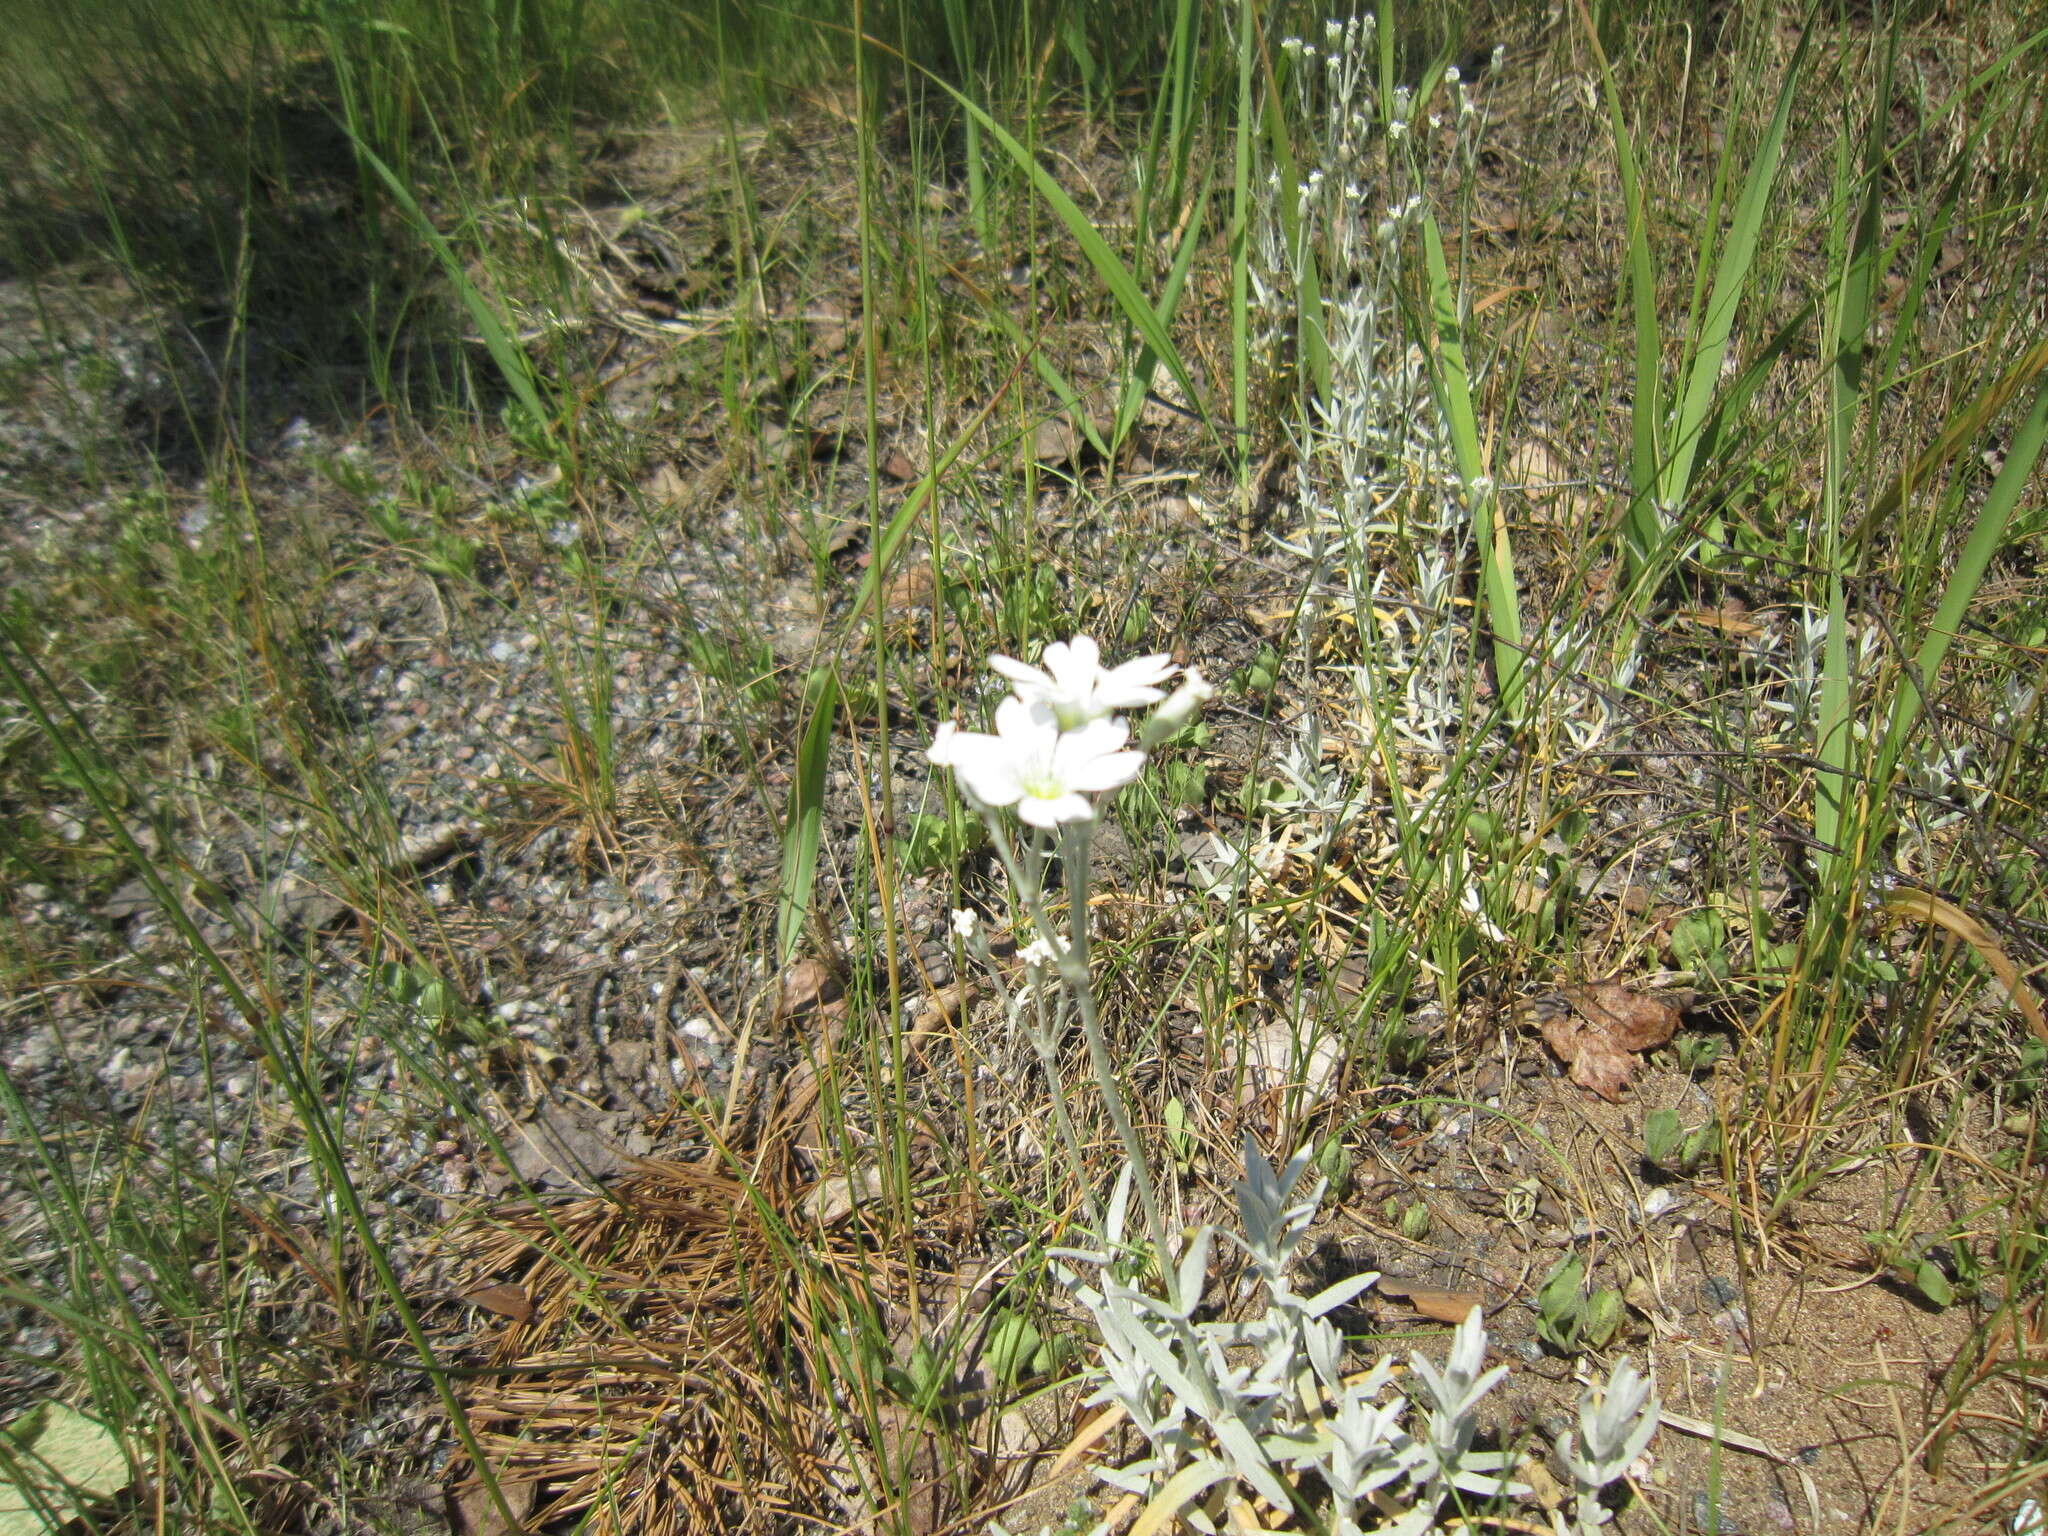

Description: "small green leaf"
1914 1259 1955 1309
984 1309 1044 1387
1668 909 1727 969
1536 1253 1586 1353
1315 1136 1353 1199
1120 598 1154 648
1642 1108 1683 1168
1585 1288 1626 1348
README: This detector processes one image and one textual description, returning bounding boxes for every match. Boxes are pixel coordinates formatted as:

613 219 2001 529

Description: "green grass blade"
1574 0 1664 573
1231 0 1254 472
1879 380 2048 771
1420 207 1523 719
1114 165 1212 449
342 132 554 438
914 69 1212 437
1848 337 2048 561
850 359 1024 615
936 0 987 250
1660 26 1812 519
1811 37 1891 896
778 670 839 968
956 266 1110 460
1260 40 1330 406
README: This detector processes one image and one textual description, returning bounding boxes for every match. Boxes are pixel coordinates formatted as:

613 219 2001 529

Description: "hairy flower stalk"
1059 818 1182 1307
929 635 1212 1308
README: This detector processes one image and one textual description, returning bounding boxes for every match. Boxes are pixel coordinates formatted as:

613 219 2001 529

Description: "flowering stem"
1058 822 1182 1311
1025 989 1102 1230
976 810 1100 1229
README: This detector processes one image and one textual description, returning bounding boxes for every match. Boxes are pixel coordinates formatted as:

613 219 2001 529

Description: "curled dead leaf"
1375 1280 1483 1325
460 1283 535 1323
780 958 841 1016
1529 981 1684 1101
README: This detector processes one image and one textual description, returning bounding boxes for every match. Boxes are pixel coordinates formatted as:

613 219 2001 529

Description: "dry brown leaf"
907 981 974 1032
460 1283 535 1323
882 561 935 614
642 461 689 506
1377 1283 1483 1325
779 958 841 1016
1535 981 1683 1101
879 448 919 482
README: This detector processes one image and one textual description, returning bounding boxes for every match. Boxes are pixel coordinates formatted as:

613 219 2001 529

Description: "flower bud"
1139 668 1216 749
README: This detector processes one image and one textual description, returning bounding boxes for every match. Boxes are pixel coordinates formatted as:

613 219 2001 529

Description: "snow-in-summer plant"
931 638 1660 1533
993 1136 1658 1535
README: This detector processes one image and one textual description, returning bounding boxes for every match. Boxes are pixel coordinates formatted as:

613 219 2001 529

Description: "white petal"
1063 749 1146 794
989 695 1048 746
953 752 1024 806
1059 715 1131 757
989 654 1048 689
1017 791 1094 827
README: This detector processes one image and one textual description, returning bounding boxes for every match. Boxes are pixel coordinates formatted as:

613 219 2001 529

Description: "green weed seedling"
982 1305 1069 1389
1233 643 1283 699
1865 1229 1977 1310
1642 1107 1721 1177
1671 1033 1727 1075
1537 1252 1625 1355
363 492 477 584
378 958 492 1046
1314 1134 1353 1200
898 800 982 877
1163 1096 1198 1174
1667 904 1731 980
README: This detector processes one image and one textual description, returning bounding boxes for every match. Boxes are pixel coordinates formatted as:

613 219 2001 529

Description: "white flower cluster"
927 636 1212 828
997 1139 1660 1535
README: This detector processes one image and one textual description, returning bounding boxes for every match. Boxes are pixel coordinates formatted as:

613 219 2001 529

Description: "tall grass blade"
1812 39 1892 896
1420 208 1523 719
343 133 554 437
912 63 1213 436
1878 380 2048 771
849 357 1024 614
1575 0 1664 576
779 671 839 968
1660 27 1811 533
1113 166 1211 450
1849 337 2048 560
1260 40 1330 405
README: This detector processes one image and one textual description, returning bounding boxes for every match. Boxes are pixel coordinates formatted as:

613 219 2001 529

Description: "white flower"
950 909 979 940
988 635 1174 729
927 697 1145 827
1019 935 1067 970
